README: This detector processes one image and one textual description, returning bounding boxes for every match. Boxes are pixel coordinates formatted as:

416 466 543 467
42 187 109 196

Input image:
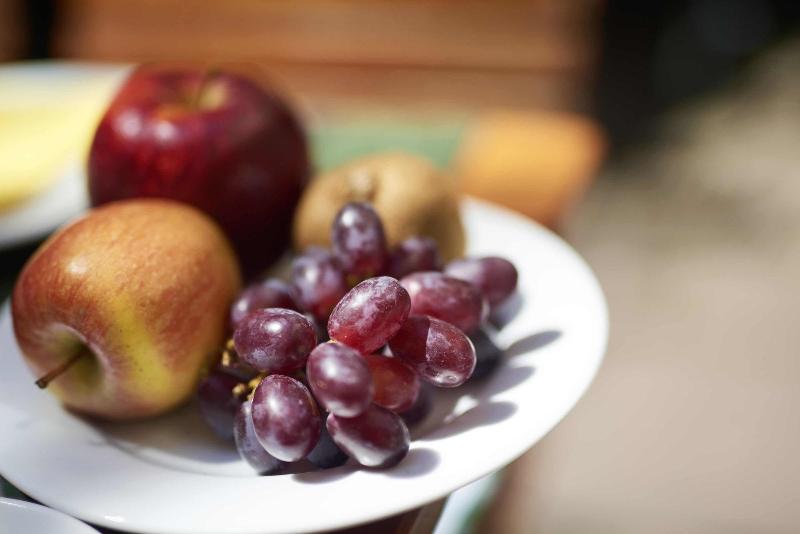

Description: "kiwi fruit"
293 152 465 261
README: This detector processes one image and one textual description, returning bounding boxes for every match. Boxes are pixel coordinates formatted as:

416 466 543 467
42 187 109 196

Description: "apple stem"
192 68 220 110
35 352 85 389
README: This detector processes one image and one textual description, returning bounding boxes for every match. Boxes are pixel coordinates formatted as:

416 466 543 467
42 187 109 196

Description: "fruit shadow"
410 328 561 442
93 403 245 473
382 447 440 478
291 447 440 484
291 462 355 484
488 292 524 330
88 328 560 478
505 330 562 358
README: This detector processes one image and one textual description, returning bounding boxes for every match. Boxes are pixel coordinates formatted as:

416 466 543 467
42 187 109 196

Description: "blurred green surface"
310 119 466 171
1 476 27 500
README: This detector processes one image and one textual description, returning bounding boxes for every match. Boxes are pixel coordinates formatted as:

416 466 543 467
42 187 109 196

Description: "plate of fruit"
0 66 607 534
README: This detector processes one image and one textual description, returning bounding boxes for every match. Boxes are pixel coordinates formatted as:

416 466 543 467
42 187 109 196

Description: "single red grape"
251 375 321 462
388 315 476 387
306 342 374 417
229 278 300 331
291 247 349 322
234 399 285 475
400 271 486 333
328 276 410 354
364 353 420 413
331 202 387 281
444 256 518 309
387 236 443 279
233 308 316 373
196 370 244 441
327 405 410 468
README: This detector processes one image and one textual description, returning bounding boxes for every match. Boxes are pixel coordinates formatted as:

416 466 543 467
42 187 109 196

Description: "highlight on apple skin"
11 199 242 420
88 65 310 277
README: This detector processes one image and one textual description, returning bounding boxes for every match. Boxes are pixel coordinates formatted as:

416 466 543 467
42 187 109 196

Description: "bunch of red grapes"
197 202 518 473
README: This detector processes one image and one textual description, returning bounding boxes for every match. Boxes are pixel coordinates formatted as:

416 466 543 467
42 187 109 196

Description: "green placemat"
310 118 466 171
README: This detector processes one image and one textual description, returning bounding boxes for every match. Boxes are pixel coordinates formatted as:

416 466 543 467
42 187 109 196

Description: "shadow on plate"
424 401 517 442
95 403 242 470
383 447 440 478
505 330 562 358
291 463 355 484
89 328 561 479
488 292 524 330
407 328 560 442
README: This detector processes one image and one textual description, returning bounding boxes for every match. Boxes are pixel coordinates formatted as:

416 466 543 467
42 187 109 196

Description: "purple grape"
399 384 433 427
233 308 316 374
400 271 486 333
388 315 476 388
331 202 387 281
196 370 244 441
364 353 420 413
387 236 443 279
251 375 322 462
307 423 349 469
468 328 503 381
230 278 300 331
234 399 285 475
327 405 410 468
306 342 374 417
291 247 349 322
444 256 518 309
328 276 411 354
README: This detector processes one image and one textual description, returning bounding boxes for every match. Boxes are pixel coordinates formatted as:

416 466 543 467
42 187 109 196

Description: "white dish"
0 498 100 534
0 198 607 534
0 62 129 249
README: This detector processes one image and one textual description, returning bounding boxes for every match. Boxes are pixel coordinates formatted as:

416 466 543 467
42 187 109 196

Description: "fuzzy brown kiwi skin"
292 152 465 261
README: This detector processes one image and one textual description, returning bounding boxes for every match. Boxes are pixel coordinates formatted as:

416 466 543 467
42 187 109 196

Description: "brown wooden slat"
267 62 591 112
53 0 600 72
0 0 24 61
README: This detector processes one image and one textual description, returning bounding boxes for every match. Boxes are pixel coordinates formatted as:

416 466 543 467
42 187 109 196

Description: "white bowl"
0 198 607 533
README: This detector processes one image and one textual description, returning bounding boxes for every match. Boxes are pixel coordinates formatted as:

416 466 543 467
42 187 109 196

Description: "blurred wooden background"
0 0 24 61
2 0 603 112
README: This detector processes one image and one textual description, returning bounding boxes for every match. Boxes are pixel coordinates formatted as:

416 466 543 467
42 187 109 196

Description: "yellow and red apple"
11 199 241 420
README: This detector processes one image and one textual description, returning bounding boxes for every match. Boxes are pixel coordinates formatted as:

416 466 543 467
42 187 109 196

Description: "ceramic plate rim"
0 497 100 533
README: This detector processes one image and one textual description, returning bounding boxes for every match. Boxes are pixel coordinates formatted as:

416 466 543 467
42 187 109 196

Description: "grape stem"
218 337 238 368
35 352 85 389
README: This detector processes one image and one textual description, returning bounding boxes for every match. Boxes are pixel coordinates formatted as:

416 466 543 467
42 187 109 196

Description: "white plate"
0 198 607 534
0 498 99 534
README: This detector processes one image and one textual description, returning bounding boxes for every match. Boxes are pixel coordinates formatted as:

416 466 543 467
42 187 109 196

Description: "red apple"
12 199 242 420
88 66 309 277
